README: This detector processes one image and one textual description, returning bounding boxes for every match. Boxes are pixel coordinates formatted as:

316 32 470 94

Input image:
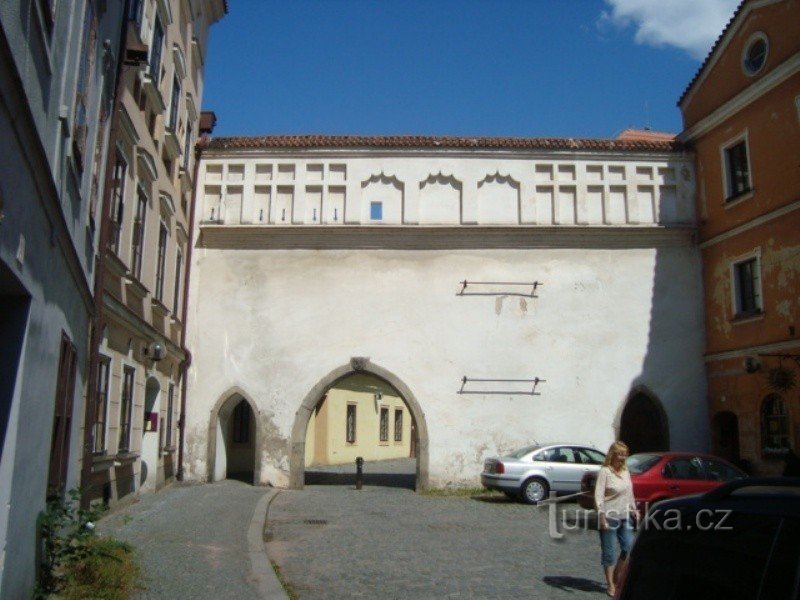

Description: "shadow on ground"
542 576 607 594
304 470 415 489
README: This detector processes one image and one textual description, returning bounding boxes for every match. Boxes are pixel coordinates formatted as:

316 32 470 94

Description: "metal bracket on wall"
458 376 546 396
458 280 542 297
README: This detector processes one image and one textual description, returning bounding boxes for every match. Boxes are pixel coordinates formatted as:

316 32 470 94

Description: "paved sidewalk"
100 481 286 599
267 461 608 599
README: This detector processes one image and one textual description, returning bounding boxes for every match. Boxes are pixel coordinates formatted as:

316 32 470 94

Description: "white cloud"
600 0 741 60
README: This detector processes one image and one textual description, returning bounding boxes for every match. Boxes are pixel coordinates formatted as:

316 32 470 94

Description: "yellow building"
305 375 413 466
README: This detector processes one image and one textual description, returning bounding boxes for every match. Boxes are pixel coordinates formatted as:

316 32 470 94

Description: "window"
576 448 605 465
663 457 704 480
379 407 389 442
742 33 768 75
232 399 250 444
370 201 383 221
394 409 403 442
72 1 96 170
167 74 180 130
701 458 744 482
732 256 761 316
183 125 193 171
346 404 356 443
164 383 174 448
155 221 168 301
119 366 135 452
47 334 77 499
109 152 127 254
131 187 147 279
723 140 751 200
149 16 164 81
93 356 111 453
128 0 144 26
761 394 790 453
173 249 182 314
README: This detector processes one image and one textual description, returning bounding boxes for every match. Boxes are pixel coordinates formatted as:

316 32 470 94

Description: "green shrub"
35 490 139 599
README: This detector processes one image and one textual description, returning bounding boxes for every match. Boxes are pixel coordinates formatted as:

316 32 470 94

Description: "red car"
579 452 747 511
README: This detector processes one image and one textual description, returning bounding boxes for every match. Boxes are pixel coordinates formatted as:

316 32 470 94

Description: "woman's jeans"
599 517 634 566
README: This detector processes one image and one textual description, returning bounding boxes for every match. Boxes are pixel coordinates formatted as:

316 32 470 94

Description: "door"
661 456 709 499
546 447 586 492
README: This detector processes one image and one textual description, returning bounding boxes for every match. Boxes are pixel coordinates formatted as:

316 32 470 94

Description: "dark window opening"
725 141 750 200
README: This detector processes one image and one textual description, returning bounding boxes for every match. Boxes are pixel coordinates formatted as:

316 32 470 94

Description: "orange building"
678 0 800 474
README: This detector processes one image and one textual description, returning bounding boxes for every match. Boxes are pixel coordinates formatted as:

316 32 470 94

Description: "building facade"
678 0 800 474
0 1 126 595
184 134 709 490
83 0 225 506
305 374 413 467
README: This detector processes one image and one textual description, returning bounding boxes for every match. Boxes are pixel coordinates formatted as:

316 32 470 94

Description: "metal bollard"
355 456 364 490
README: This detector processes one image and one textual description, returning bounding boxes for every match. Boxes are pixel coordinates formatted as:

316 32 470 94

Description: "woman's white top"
594 466 636 519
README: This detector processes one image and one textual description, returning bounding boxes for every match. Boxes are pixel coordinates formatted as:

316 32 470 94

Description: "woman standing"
594 441 639 597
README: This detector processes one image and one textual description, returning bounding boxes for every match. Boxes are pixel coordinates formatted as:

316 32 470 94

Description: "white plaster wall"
185 244 708 488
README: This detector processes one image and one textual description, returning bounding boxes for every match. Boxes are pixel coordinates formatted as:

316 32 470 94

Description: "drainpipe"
80 2 131 509
176 134 207 481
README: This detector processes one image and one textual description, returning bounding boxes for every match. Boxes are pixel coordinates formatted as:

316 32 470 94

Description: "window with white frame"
167 74 181 130
346 404 356 443
119 366 135 452
723 138 751 201
164 383 174 448
394 408 403 442
173 249 183 314
379 407 389 442
131 187 148 279
148 15 164 81
370 201 383 221
109 152 127 255
93 356 111 453
155 221 168 301
731 254 762 317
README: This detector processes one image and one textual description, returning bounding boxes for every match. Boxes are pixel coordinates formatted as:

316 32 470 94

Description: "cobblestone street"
269 459 606 599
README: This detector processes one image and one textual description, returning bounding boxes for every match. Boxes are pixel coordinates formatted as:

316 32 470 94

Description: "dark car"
616 478 800 599
578 452 747 510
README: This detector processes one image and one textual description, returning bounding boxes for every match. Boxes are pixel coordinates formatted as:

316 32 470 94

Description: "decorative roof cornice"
202 134 682 153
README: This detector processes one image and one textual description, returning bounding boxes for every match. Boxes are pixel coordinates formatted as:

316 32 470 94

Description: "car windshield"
507 445 540 459
627 453 661 474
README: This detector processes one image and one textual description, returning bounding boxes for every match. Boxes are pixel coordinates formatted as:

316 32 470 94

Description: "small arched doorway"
290 359 429 491
141 377 161 491
208 391 258 484
619 390 669 454
711 411 740 463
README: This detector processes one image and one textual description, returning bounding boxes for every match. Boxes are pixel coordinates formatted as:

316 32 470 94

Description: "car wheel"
521 477 549 504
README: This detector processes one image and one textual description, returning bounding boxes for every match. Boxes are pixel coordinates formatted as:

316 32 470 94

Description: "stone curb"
247 488 287 599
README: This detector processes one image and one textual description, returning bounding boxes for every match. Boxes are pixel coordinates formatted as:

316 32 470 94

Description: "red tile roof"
677 0 748 106
616 129 676 142
202 134 682 153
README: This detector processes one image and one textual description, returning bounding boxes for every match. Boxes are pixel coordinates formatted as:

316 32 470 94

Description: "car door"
547 447 585 492
701 457 747 489
662 456 708 498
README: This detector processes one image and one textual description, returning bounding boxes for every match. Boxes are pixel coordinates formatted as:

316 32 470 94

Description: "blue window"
370 201 383 221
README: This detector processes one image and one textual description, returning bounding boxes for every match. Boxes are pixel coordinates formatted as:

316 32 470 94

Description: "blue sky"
202 0 739 139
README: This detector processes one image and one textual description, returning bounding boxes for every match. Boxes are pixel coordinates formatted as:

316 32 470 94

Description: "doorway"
210 392 257 484
619 391 669 454
141 377 161 491
711 411 740 464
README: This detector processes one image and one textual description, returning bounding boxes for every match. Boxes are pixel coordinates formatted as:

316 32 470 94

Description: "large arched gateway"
289 359 429 490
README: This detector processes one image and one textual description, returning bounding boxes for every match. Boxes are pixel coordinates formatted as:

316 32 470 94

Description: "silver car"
481 443 606 504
